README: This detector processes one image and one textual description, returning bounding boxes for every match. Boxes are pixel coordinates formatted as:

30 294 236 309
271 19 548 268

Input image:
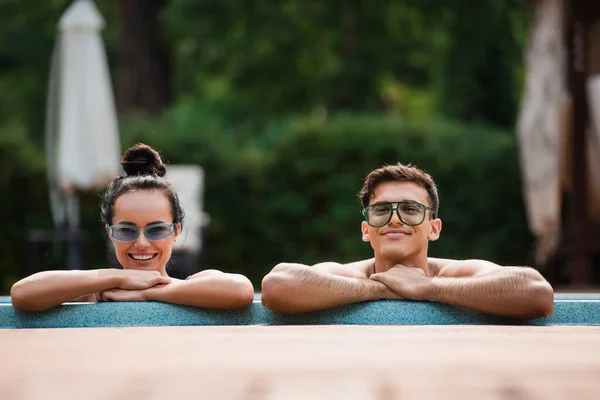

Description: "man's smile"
381 229 410 238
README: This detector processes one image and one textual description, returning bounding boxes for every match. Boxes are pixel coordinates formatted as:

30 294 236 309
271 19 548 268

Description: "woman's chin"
127 263 160 271
127 265 158 270
121 262 162 272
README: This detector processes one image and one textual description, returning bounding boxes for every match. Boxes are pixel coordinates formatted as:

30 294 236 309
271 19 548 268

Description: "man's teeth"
132 254 155 260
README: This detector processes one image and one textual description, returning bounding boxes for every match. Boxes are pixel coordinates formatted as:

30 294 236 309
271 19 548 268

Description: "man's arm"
261 262 401 314
312 259 374 278
103 270 255 310
370 260 554 319
432 262 554 318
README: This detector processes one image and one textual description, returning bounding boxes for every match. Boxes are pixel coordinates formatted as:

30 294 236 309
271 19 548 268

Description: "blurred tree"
0 0 529 130
115 0 173 115
0 0 66 145
0 0 120 143
112 112 533 284
164 0 527 126
0 0 537 291
432 0 529 127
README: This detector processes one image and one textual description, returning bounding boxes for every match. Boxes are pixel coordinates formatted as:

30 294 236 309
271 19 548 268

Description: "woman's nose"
133 232 151 247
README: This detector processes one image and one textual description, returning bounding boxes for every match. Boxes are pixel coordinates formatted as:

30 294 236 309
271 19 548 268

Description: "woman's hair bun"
120 143 167 177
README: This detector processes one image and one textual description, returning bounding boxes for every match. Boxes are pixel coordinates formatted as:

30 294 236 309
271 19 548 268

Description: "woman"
11 143 254 311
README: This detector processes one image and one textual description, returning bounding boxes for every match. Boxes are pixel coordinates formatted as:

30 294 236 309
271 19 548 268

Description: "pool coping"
1 299 599 328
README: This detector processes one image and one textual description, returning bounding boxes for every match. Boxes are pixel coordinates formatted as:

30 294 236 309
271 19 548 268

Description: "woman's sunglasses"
108 223 176 242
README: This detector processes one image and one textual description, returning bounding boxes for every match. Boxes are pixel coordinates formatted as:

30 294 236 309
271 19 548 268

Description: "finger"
151 283 169 288
150 276 171 286
378 285 403 300
389 292 405 300
101 292 115 301
103 288 127 300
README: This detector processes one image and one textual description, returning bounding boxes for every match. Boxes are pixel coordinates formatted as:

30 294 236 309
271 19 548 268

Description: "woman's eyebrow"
372 199 420 204
116 221 166 226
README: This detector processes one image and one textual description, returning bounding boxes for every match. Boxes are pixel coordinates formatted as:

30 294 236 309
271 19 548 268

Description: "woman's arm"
10 269 170 311
102 270 255 310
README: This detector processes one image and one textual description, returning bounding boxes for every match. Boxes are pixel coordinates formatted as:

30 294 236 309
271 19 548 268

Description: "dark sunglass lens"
368 204 392 226
398 203 424 225
146 225 171 240
114 226 138 241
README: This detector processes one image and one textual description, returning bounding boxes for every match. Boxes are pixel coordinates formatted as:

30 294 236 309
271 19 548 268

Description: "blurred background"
1 0 598 294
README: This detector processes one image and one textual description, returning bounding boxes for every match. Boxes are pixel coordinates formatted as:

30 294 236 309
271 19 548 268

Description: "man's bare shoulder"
313 259 373 279
427 257 458 276
429 257 505 278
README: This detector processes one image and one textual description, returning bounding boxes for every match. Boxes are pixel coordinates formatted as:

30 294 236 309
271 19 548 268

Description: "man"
261 163 554 319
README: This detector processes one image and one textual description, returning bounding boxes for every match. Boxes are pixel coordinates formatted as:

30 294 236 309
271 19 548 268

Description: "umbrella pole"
65 192 83 270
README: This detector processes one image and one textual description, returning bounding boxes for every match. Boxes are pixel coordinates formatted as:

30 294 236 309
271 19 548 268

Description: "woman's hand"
118 270 171 290
100 288 149 302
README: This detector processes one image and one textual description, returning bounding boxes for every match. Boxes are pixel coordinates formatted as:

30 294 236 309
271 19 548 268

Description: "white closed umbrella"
516 0 567 266
45 0 121 231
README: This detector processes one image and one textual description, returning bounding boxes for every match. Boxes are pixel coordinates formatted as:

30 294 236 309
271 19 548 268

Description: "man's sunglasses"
362 201 433 227
108 223 177 242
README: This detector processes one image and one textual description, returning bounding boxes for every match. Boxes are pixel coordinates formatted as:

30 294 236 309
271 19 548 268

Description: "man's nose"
389 209 404 225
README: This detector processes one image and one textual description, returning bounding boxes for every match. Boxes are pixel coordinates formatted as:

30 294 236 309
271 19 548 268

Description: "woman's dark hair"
100 143 185 226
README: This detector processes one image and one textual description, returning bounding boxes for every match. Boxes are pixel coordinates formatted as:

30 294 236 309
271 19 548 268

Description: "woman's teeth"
131 254 155 260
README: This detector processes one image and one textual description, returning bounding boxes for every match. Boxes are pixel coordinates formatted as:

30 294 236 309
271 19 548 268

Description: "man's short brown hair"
358 163 439 218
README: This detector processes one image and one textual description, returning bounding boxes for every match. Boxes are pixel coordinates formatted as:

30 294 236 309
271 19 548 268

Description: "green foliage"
0 108 533 291
0 0 529 132
165 0 528 125
433 0 528 126
0 122 52 289
0 0 533 292
0 0 119 145
118 110 532 283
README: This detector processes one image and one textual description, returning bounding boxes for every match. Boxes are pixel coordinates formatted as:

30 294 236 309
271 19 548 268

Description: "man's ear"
428 218 442 241
361 221 370 242
174 223 182 240
105 224 112 241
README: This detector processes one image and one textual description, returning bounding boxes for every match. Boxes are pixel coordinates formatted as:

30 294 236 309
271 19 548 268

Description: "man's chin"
378 249 413 264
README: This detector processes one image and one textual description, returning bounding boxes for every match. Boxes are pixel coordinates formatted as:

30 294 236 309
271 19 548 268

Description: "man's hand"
118 270 171 290
100 288 149 302
371 279 406 300
370 265 433 301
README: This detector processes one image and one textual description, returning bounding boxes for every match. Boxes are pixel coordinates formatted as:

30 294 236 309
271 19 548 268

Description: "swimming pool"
1 293 599 328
